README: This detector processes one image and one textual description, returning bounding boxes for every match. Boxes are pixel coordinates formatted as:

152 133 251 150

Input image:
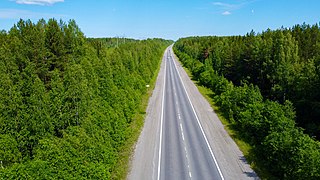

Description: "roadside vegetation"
0 19 172 179
173 23 320 179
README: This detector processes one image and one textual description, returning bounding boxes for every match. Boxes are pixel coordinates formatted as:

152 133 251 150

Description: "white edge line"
157 47 167 180
170 47 225 180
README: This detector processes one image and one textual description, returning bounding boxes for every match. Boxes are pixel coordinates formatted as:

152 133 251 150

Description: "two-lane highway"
128 46 258 180
157 46 223 180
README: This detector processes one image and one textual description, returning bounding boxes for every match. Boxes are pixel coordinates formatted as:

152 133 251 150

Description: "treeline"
0 19 171 179
173 23 320 179
87 37 136 48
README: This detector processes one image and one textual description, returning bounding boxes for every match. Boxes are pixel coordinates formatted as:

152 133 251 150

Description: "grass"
111 53 164 180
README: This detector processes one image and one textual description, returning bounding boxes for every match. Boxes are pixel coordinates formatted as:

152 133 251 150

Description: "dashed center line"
180 124 185 141
172 57 192 179
179 122 192 179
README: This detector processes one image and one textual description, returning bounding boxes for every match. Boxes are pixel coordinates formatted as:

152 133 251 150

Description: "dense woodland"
0 19 171 178
174 23 320 179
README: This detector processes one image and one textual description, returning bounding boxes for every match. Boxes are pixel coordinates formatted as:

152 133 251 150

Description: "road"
128 45 258 180
158 46 223 179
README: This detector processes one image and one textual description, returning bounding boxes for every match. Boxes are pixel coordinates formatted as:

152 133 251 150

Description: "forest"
0 19 171 179
173 23 320 179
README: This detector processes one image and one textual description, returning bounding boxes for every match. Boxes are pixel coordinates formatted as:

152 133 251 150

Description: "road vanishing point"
128 45 258 180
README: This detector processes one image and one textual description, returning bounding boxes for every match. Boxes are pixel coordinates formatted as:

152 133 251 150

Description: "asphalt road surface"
128 45 258 180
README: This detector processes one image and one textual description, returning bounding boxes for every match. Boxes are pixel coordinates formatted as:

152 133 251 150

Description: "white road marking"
179 120 192 180
172 71 192 180
170 48 225 180
157 49 167 180
180 124 185 141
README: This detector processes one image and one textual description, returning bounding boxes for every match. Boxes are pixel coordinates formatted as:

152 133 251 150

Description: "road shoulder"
127 48 168 180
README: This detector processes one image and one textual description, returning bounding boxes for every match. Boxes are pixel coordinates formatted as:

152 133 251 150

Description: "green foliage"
173 24 320 179
174 25 320 138
0 134 21 167
0 19 172 178
261 129 320 179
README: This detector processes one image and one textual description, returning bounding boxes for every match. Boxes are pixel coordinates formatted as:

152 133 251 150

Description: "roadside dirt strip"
128 46 259 180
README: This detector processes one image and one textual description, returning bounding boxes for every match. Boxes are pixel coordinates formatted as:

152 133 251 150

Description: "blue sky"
1 0 320 40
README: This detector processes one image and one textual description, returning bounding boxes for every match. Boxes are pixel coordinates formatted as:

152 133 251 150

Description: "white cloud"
213 0 256 15
13 0 64 6
213 2 239 10
222 11 231 15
